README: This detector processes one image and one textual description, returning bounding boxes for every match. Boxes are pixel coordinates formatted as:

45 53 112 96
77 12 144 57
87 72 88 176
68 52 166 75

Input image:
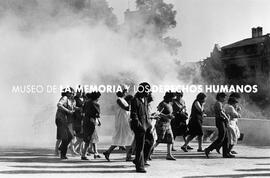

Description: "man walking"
130 82 153 173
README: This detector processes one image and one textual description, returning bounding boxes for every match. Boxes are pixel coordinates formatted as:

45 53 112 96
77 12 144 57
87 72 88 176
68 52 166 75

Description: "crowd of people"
54 82 242 173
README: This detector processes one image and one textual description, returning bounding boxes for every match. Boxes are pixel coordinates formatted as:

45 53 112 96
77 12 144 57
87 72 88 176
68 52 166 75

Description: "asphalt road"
0 143 270 178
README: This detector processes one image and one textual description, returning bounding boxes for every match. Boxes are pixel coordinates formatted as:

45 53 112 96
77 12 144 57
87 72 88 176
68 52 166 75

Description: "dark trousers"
207 122 229 156
144 128 154 161
134 127 153 170
59 127 73 157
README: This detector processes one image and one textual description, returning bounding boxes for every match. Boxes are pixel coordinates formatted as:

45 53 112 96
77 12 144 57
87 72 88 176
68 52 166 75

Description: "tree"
136 0 177 36
200 44 225 84
64 0 118 28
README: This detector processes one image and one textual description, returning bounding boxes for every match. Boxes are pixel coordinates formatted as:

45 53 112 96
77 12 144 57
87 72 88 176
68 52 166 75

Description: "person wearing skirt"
55 88 75 159
103 91 134 161
73 89 84 154
81 91 101 160
181 93 206 152
225 97 241 155
88 117 102 159
171 91 190 151
153 92 176 160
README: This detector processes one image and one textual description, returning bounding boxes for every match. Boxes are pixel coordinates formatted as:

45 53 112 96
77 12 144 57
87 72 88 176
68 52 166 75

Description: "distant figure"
66 88 79 155
152 91 176 160
54 90 66 156
72 88 85 154
171 91 190 151
205 93 235 158
181 93 207 152
89 117 101 159
225 97 241 155
81 91 101 160
103 91 134 162
55 87 75 159
130 82 153 173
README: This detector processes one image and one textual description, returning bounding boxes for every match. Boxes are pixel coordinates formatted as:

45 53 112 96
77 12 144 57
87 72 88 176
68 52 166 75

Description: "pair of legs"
205 122 233 158
59 132 73 159
133 127 153 172
104 145 133 161
90 143 100 157
82 142 100 159
172 134 190 150
68 137 79 155
73 137 84 154
182 135 203 152
216 143 236 154
153 142 176 160
67 123 78 155
81 141 91 160
81 122 96 160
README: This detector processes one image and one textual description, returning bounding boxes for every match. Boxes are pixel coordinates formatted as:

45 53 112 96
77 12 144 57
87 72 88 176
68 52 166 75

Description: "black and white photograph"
0 0 270 177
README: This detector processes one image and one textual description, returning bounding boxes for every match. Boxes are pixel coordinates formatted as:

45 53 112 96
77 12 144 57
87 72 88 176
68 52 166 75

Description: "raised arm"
117 98 129 111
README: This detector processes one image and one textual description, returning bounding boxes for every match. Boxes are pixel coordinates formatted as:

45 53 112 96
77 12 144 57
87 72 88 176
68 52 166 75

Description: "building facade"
221 27 270 87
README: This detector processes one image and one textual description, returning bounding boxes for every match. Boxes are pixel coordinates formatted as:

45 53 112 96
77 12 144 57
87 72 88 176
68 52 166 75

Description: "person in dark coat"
72 88 85 154
181 93 206 152
130 82 153 173
205 92 235 158
55 90 66 156
171 91 191 151
81 91 101 160
55 88 75 159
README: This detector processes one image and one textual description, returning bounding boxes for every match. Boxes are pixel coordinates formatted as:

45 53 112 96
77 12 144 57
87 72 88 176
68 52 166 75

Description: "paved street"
0 143 269 178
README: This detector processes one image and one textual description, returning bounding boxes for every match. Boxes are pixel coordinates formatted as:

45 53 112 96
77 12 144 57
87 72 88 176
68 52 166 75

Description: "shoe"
166 156 176 160
145 162 150 166
126 156 133 162
216 148 221 154
81 156 89 160
204 149 210 158
103 152 110 162
60 156 68 159
197 149 204 152
181 146 188 152
94 154 101 159
148 156 152 161
230 150 238 154
223 154 235 158
187 145 194 150
136 169 147 173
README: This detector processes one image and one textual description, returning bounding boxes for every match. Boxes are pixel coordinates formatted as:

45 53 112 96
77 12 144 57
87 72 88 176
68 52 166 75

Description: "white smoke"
0 0 186 147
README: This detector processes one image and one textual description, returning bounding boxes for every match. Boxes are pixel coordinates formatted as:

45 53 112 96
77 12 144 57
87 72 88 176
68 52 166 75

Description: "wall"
203 117 270 146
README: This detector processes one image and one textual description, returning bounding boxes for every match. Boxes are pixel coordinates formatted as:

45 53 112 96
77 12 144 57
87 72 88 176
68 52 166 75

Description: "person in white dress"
103 90 134 161
224 97 241 154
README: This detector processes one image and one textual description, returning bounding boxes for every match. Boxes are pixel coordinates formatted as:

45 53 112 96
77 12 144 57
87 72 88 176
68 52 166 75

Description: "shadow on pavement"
0 147 135 174
11 164 133 169
0 170 135 174
235 168 270 172
183 173 270 178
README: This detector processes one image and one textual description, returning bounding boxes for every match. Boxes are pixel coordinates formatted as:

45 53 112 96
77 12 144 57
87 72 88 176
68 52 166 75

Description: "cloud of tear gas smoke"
0 0 189 147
